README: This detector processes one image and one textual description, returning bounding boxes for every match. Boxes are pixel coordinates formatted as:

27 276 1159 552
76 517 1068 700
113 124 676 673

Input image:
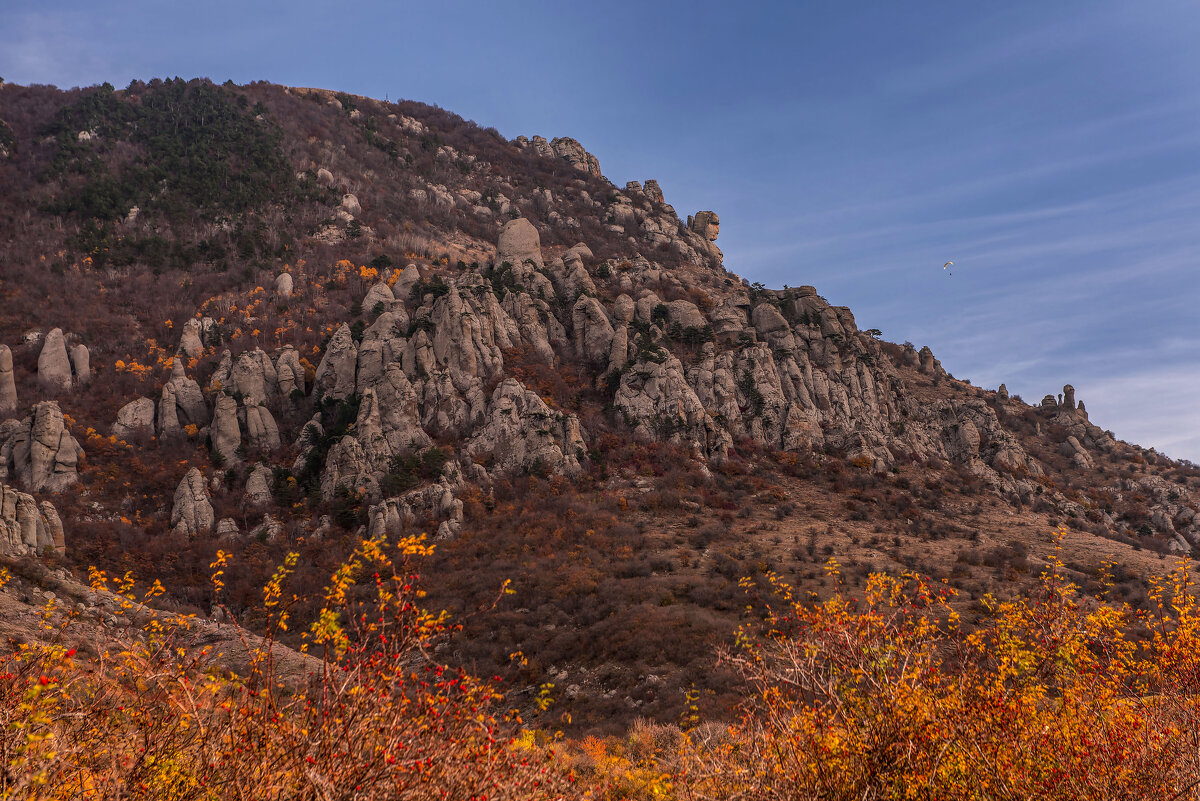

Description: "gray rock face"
615 354 730 460
112 398 157 439
68 344 90 384
210 394 241 464
275 272 294 298
466 379 587 476
0 345 16 415
37 329 72 393
314 324 358 401
0 484 64 556
1 402 84 492
369 475 464 541
171 468 214 536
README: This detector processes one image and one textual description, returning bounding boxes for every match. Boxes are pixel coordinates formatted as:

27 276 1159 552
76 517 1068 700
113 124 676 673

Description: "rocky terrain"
0 78 1197 730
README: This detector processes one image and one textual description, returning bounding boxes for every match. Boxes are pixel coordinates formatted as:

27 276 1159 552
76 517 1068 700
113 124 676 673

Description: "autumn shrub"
660 536 1200 800
0 536 585 800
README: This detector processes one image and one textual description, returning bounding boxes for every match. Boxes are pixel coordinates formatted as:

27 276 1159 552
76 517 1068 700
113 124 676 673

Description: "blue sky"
4 1 1199 461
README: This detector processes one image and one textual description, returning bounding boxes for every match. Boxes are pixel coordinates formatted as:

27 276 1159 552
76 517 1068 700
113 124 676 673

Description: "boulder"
68 344 90 384
393 264 421 300
275 272 294 298
37 328 72 392
644 180 665 204
112 398 157 439
363 281 395 312
496 218 544 270
340 193 361 215
170 468 214 536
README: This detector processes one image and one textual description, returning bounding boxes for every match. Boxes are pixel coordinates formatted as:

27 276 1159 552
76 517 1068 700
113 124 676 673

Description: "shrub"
0 537 584 799
661 538 1200 799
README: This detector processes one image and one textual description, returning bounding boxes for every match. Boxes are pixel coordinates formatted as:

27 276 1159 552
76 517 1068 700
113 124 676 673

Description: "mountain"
0 77 1197 732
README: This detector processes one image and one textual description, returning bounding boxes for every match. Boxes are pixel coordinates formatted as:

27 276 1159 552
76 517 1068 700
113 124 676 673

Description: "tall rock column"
38 329 72 393
0 345 16 416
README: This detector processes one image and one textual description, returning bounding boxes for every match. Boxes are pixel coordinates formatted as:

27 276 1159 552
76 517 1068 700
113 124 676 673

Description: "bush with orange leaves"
660 536 1200 800
0 535 585 800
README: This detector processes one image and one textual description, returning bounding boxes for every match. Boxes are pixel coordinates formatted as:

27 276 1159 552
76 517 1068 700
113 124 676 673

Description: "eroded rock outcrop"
37 329 73 393
314 324 358 401
210 394 241 464
112 398 157 439
0 345 16 415
158 360 209 436
0 484 64 556
171 467 214 536
1 402 84 492
466 379 587 476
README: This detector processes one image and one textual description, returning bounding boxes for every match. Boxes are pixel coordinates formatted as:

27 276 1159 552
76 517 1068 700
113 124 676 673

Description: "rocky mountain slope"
1 78 1197 729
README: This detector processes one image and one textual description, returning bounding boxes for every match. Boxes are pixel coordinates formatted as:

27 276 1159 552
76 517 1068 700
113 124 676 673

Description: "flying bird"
943 261 953 276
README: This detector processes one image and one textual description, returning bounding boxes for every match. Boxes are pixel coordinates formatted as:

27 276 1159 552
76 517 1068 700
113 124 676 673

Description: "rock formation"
68 344 90 384
179 320 205 357
244 463 275 507
314 324 358 400
37 328 73 393
466 379 587 477
171 468 214 536
158 360 209 435
0 402 84 492
0 483 64 556
0 345 16 415
112 398 157 439
210 394 241 464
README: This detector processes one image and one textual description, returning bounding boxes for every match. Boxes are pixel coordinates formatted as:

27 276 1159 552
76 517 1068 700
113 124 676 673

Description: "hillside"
1 77 1198 732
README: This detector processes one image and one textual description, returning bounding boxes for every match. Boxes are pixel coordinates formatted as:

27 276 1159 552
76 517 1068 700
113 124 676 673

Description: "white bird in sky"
943 261 954 276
